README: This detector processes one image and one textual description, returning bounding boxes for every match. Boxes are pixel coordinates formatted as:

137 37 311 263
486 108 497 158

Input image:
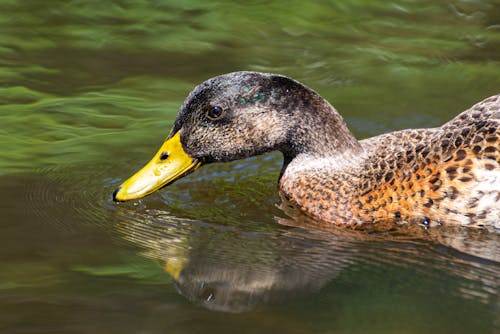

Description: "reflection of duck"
116 208 354 312
113 72 499 228
115 207 499 313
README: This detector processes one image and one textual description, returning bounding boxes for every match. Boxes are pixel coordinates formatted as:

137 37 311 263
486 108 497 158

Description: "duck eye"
207 106 224 120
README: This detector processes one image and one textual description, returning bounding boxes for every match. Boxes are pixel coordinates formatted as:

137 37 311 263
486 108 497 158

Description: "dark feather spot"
415 144 425 153
475 120 486 129
484 163 495 170
455 149 466 161
458 176 473 182
445 166 458 180
448 186 458 200
424 199 434 208
484 146 497 153
473 135 483 143
384 172 394 183
429 176 439 184
486 136 497 143
431 183 441 192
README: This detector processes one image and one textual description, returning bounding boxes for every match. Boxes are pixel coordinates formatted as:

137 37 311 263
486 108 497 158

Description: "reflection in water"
115 207 354 312
114 203 499 313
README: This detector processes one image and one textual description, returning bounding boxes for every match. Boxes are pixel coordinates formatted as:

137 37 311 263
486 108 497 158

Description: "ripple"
25 164 120 232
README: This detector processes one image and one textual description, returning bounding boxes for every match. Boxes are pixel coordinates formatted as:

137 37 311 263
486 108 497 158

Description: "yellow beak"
165 257 187 281
113 131 201 201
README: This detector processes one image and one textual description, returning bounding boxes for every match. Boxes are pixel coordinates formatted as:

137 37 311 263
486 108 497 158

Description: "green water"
1 1 499 333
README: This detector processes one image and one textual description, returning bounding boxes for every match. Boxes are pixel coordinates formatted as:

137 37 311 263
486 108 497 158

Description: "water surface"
0 1 499 333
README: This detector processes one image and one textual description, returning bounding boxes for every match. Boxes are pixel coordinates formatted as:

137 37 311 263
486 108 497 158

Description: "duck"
113 71 500 229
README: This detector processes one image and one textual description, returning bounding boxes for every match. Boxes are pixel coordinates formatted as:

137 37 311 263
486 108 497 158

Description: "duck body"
280 95 500 228
114 72 500 229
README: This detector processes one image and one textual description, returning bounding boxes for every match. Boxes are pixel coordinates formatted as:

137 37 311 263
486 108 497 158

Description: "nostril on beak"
112 187 122 202
160 152 169 160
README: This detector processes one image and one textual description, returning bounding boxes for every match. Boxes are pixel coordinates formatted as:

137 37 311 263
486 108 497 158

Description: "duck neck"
278 94 362 165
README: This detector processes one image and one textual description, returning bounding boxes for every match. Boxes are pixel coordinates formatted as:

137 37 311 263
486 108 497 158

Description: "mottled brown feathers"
280 94 499 228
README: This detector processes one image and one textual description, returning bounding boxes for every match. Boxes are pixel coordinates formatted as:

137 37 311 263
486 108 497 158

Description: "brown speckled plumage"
135 71 500 229
280 94 500 228
280 95 500 228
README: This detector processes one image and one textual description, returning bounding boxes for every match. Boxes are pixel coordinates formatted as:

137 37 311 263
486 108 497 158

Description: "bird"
113 71 500 229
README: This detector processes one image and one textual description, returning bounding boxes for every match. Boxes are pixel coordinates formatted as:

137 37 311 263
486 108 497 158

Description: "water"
1 1 499 333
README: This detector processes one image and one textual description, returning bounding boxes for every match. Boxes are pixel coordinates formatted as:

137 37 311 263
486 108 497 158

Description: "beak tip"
112 187 122 202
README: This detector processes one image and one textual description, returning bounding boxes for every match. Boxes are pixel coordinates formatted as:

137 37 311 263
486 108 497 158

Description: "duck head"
113 71 359 201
